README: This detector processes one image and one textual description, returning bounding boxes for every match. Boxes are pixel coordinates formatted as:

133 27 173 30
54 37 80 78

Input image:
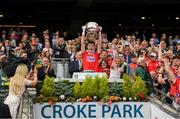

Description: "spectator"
69 51 82 76
21 34 31 51
135 57 151 82
109 53 126 79
42 41 53 56
68 45 77 61
127 54 138 76
99 50 112 67
52 38 70 58
4 40 13 57
36 37 43 51
107 42 116 59
102 41 108 50
42 49 51 59
148 38 158 53
75 37 81 51
98 60 110 77
0 41 5 54
147 52 161 76
140 40 148 50
37 57 56 81
151 33 159 46
36 57 56 96
27 41 39 62
9 31 19 48
174 43 180 56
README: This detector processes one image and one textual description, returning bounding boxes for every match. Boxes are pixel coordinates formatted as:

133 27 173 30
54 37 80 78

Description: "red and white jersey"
147 60 161 73
169 77 180 97
82 51 100 72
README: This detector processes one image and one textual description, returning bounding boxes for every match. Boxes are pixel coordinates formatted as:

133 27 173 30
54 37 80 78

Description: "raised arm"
158 42 162 61
163 58 175 83
81 26 86 52
27 68 38 86
97 27 102 53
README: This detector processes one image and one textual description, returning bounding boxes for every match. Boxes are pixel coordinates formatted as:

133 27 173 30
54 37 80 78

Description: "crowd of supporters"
0 28 179 108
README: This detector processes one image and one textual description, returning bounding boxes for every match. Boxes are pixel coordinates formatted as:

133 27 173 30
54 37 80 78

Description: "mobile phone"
32 65 35 70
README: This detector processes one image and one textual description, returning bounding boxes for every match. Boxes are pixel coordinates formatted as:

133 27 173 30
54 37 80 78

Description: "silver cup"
84 22 100 41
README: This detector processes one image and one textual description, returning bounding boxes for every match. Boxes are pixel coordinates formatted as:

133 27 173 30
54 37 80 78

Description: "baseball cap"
150 52 157 57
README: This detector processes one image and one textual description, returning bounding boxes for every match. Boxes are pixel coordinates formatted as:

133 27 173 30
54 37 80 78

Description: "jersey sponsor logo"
86 56 95 62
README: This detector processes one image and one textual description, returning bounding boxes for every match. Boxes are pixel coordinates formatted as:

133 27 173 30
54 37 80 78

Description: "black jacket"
0 102 12 118
52 44 70 58
37 66 56 81
69 60 82 76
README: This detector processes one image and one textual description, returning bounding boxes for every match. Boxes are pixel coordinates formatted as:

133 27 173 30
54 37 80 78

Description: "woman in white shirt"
4 64 38 118
109 53 125 79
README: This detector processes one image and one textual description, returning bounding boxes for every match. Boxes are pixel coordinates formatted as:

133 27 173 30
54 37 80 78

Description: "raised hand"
99 26 102 32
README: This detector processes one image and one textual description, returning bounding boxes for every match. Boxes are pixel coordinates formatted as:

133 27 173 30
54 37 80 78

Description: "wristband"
82 31 85 36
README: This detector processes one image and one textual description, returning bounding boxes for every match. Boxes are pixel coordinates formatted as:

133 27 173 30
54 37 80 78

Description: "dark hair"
172 56 180 61
101 49 108 53
100 60 107 66
87 41 95 45
131 54 137 58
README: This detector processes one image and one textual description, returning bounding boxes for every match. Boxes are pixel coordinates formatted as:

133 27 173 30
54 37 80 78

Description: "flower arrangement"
35 74 148 105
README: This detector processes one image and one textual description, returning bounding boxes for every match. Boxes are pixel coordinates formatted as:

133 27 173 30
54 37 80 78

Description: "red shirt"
147 60 161 73
82 51 100 72
98 68 110 77
108 49 115 59
169 77 180 97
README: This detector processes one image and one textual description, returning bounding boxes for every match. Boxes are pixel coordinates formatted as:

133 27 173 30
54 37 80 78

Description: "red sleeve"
169 83 176 97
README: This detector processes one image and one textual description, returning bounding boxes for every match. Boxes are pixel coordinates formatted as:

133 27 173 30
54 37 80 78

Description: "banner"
33 102 150 119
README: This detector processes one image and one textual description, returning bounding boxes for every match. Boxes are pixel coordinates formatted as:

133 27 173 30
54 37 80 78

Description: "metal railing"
17 88 35 119
149 84 180 118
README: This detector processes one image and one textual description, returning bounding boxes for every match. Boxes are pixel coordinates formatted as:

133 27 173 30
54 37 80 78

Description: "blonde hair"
10 64 28 96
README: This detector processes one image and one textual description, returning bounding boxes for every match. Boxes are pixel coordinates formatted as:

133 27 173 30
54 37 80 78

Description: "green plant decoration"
54 80 74 97
89 76 100 97
131 76 148 101
41 76 55 97
122 74 133 98
98 76 109 99
109 82 122 96
73 81 81 99
81 76 92 97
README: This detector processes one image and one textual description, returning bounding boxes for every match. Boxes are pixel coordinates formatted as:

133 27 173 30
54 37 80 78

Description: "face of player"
87 43 95 52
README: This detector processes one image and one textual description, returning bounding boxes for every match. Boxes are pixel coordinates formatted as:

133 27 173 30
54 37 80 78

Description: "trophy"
82 22 101 41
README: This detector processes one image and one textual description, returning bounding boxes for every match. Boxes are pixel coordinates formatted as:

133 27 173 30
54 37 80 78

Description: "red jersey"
98 68 110 77
82 51 100 72
147 60 161 73
108 49 115 59
169 77 180 97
